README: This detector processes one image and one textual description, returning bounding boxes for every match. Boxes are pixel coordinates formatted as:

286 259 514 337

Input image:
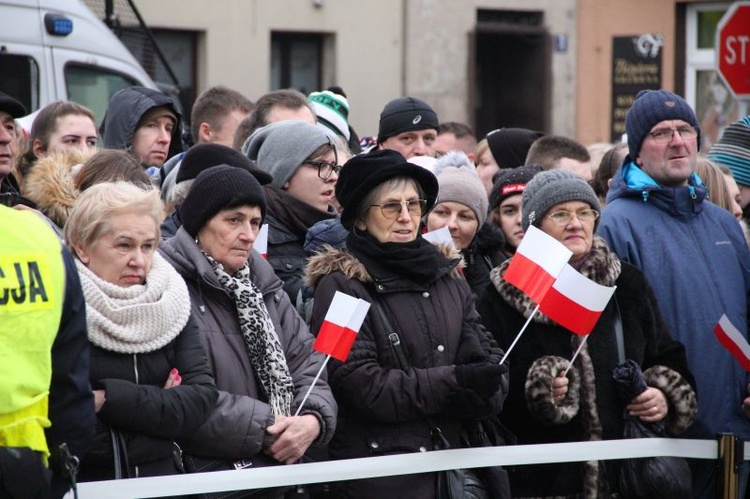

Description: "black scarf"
346 229 457 285
264 186 336 240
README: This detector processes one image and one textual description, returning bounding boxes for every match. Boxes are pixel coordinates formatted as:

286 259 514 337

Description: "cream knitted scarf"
76 252 191 354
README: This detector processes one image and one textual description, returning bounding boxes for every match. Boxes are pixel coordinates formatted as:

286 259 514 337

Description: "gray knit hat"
243 121 331 188
521 169 601 232
434 166 488 227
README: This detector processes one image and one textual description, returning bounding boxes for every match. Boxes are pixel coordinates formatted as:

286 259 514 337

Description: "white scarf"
76 252 191 354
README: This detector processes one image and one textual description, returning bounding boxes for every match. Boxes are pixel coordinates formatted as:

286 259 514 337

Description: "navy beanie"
377 97 439 143
625 90 700 160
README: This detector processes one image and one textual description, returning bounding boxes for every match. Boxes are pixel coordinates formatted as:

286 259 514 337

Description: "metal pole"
719 433 742 498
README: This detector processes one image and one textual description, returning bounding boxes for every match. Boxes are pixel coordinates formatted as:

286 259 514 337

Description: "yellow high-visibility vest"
0 207 65 458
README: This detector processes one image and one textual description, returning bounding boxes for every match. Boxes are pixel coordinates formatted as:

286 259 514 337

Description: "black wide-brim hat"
0 91 27 119
336 149 438 230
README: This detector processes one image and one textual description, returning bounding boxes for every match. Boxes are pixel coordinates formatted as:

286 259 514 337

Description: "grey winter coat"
159 227 336 463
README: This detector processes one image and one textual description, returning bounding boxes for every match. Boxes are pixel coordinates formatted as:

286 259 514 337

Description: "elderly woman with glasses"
305 150 510 498
477 170 697 498
244 121 340 308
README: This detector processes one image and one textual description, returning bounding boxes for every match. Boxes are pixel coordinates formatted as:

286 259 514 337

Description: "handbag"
611 298 692 499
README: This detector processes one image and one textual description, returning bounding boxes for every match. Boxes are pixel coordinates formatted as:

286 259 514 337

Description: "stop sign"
716 2 750 98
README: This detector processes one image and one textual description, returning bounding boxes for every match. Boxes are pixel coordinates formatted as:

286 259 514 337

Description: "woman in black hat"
305 149 509 499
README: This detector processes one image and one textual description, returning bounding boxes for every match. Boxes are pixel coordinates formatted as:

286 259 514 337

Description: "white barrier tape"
77 438 719 498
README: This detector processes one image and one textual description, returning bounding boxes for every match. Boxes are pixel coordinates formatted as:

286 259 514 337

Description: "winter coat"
477 236 697 498
100 87 183 164
599 161 750 441
79 314 218 481
305 244 506 499
159 227 337 464
461 222 505 298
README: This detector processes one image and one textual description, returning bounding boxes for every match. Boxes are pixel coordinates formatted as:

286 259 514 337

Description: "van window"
65 64 137 125
0 54 40 113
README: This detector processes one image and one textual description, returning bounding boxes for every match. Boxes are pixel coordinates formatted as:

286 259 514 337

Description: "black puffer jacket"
461 222 505 298
79 315 217 481
306 244 506 499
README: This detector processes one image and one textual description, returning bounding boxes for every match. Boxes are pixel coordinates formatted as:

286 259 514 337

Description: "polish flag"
714 314 750 371
314 291 371 361
539 264 616 336
503 225 573 303
423 226 453 247
255 224 269 259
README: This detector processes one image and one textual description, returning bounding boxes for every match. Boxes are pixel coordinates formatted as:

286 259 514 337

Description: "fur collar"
489 236 621 324
305 243 464 290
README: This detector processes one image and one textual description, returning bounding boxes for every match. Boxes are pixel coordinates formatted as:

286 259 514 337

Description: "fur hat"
486 128 545 169
309 90 350 140
0 91 26 119
335 149 438 230
489 165 543 211
521 169 601 232
625 90 700 160
434 166 488 227
180 165 266 238
377 97 439 143
243 121 330 189
177 143 272 185
707 115 750 187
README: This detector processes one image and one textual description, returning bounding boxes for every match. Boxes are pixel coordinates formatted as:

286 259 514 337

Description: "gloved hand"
455 362 508 398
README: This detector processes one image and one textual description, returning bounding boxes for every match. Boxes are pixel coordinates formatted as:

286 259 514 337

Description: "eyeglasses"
370 199 427 219
306 160 342 180
546 209 599 226
648 126 698 143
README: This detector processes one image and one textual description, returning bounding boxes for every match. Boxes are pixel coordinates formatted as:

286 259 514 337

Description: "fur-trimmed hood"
305 242 464 290
489 235 621 324
23 149 91 228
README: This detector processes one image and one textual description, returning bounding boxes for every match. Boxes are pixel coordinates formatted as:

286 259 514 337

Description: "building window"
685 3 747 150
271 32 327 95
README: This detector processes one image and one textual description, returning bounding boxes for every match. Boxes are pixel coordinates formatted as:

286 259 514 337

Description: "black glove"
443 389 496 420
455 363 508 398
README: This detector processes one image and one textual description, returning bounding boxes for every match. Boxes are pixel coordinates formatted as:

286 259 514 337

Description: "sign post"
716 2 750 99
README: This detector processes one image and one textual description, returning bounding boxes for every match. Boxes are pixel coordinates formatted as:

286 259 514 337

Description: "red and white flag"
714 314 750 371
255 224 269 259
503 225 573 303
539 264 616 336
423 225 453 247
314 291 371 361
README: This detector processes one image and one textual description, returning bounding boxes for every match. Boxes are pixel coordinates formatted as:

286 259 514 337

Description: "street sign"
716 2 750 99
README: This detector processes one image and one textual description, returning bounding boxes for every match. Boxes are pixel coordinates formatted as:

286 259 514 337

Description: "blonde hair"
475 138 490 165
694 156 733 213
64 181 162 254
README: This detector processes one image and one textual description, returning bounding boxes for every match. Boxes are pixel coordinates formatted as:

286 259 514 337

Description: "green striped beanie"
308 90 350 140
708 116 750 187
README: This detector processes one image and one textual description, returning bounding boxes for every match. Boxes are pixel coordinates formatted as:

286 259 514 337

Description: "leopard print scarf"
206 254 294 416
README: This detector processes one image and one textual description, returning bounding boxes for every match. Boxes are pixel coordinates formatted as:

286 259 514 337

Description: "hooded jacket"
100 87 182 164
305 243 506 499
159 227 336 463
599 160 750 441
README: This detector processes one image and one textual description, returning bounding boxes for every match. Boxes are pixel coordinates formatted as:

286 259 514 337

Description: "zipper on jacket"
197 280 206 314
132 354 139 385
641 191 650 203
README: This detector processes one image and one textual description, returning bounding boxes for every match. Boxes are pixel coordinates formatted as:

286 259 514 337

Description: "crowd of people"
1 81 750 499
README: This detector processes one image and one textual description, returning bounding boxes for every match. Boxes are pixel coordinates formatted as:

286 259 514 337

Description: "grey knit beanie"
521 169 601 232
434 166 488 227
243 120 330 188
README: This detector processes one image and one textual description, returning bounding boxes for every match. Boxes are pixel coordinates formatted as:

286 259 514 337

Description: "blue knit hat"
625 90 700 160
707 116 750 187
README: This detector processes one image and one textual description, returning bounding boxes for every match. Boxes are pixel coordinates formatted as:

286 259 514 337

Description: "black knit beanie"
180 165 266 237
625 89 700 160
489 164 543 211
377 97 439 144
486 128 545 169
521 169 601 232
177 143 272 185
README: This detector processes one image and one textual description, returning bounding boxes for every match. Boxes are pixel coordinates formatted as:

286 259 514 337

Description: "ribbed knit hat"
243 121 331 189
309 90 350 140
180 165 266 237
489 164 543 211
486 128 545 169
625 89 700 160
377 97 439 143
707 116 750 187
521 169 601 232
336 149 438 230
434 166 488 227
177 143 272 185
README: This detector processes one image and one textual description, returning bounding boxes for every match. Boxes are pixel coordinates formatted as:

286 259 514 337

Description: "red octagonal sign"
717 2 750 99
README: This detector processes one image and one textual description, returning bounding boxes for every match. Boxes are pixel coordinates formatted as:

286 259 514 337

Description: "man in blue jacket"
598 89 750 498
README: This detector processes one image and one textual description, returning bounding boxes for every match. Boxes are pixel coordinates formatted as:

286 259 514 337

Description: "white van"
0 0 158 124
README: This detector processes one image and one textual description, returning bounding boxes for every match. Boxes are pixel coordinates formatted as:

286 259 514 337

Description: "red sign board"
716 2 750 99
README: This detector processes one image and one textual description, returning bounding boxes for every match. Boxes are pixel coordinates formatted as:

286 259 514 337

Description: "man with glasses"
598 89 750 498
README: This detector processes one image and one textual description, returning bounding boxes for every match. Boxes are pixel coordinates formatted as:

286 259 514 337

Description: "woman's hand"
627 386 668 422
93 389 106 413
552 373 569 405
264 414 321 464
164 368 182 389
